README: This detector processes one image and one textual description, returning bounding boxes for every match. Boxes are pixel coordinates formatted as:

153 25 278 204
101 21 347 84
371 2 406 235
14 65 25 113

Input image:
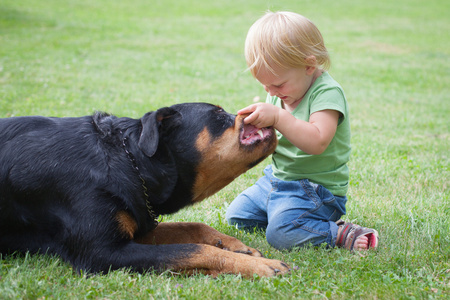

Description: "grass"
0 0 449 298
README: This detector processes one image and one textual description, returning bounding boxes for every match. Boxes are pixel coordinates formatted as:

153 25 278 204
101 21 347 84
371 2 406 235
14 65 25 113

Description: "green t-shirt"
268 72 351 196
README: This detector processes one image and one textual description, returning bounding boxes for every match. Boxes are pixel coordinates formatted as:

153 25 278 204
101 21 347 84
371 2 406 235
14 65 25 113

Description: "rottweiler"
0 102 290 277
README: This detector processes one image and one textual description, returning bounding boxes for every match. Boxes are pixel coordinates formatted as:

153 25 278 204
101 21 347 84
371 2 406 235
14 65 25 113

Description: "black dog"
0 103 289 277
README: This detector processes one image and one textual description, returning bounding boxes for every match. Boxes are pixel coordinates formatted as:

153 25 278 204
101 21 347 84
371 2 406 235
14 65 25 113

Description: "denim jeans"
226 165 347 250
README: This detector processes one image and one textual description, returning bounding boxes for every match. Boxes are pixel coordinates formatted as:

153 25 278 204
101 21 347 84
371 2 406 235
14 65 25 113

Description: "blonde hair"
245 11 331 76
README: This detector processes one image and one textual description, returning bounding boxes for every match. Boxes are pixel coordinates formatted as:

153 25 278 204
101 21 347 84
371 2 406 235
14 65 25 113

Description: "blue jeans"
226 165 347 250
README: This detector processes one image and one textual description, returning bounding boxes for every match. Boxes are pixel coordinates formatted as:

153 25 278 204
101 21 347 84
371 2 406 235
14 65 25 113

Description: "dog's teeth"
257 130 264 138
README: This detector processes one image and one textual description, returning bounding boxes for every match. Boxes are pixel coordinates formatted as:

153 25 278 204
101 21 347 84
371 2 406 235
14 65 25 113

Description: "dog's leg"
165 243 290 277
98 242 289 278
135 222 262 257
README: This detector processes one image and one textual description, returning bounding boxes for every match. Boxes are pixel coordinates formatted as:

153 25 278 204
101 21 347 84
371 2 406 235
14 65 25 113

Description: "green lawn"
1 0 449 298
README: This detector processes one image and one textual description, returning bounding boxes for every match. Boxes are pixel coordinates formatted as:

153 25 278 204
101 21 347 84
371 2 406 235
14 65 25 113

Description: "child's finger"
243 112 258 125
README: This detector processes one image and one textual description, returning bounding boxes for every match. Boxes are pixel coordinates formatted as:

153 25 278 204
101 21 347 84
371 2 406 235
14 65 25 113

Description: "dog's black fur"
0 102 283 275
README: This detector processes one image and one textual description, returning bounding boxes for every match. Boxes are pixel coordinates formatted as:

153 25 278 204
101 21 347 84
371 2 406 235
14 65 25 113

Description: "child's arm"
238 103 339 155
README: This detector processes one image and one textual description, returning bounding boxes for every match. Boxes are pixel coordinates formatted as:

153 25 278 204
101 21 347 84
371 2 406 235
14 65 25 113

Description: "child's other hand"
238 103 280 128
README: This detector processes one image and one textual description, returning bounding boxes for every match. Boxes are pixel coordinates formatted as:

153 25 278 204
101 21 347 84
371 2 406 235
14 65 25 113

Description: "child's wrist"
273 107 283 128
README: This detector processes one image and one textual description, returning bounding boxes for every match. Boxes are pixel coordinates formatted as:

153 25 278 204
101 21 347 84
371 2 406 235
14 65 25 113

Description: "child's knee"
266 224 295 250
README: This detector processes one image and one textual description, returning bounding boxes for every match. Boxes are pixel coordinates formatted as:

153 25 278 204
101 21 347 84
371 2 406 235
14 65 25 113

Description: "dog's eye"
214 108 225 117
213 107 228 122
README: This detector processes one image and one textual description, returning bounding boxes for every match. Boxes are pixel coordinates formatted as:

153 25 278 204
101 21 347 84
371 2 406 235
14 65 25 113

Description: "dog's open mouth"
240 123 273 146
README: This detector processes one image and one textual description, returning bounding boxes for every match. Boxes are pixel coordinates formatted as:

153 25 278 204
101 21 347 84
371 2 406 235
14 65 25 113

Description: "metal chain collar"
120 131 159 228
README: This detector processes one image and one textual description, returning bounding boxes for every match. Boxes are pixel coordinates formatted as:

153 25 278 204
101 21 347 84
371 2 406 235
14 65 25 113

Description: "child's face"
255 64 316 110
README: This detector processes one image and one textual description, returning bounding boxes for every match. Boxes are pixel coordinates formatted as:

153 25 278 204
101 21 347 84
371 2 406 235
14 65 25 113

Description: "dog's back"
0 116 107 256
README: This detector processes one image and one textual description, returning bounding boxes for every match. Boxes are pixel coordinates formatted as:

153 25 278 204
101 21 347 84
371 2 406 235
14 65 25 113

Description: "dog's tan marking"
195 128 212 154
192 115 276 203
192 127 242 202
116 211 138 239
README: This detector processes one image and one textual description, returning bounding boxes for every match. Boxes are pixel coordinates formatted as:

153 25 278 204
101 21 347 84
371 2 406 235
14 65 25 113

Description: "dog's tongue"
240 124 266 145
243 124 260 137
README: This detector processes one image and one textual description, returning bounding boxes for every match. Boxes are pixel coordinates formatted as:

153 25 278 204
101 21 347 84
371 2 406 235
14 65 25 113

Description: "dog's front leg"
167 244 290 278
135 222 262 257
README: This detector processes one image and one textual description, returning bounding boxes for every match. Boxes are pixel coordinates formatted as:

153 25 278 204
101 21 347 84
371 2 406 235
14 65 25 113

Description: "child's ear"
305 55 317 75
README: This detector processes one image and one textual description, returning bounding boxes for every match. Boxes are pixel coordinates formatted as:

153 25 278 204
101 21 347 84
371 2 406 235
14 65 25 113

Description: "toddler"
226 11 378 251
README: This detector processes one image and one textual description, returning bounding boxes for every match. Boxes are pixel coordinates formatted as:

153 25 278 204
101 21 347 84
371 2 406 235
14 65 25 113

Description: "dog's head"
139 102 277 205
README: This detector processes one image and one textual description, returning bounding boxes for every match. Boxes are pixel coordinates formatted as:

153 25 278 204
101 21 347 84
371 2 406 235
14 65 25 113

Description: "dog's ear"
138 107 181 157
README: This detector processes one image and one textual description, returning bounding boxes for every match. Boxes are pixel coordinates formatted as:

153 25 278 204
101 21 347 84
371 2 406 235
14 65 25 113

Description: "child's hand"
238 103 280 128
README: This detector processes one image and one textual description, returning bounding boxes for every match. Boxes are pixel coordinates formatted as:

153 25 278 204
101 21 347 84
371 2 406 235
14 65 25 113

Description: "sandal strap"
336 220 379 250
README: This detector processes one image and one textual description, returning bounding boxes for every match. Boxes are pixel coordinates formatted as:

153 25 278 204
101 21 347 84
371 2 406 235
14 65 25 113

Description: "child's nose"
264 85 277 96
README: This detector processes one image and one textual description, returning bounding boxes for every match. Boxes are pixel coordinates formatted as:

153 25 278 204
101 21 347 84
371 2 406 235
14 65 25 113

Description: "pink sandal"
335 220 379 251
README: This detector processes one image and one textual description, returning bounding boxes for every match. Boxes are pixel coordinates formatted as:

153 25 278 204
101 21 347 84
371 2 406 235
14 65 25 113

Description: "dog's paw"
255 258 291 277
230 255 290 278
